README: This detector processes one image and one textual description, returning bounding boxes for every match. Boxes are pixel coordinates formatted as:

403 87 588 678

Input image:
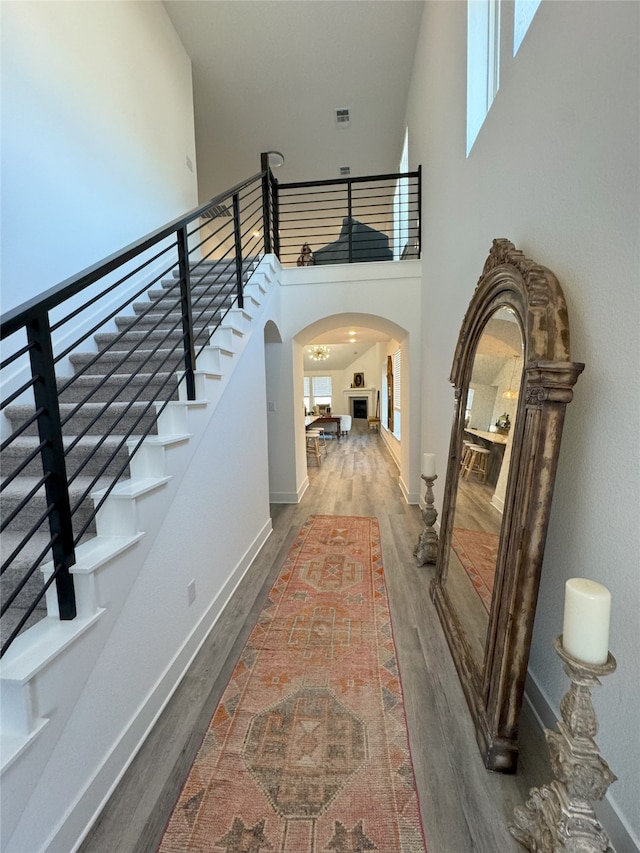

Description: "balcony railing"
277 168 421 267
0 158 420 656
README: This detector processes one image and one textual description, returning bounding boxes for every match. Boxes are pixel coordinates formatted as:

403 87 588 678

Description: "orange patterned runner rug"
451 527 499 613
158 515 427 853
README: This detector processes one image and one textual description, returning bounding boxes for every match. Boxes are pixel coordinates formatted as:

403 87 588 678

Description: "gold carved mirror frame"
431 239 584 772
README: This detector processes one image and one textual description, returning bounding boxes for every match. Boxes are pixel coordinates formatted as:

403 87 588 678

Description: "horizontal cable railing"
0 166 275 656
0 159 420 657
276 168 421 267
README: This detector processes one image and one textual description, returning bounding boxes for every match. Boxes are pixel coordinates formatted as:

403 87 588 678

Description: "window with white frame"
513 0 541 55
466 0 501 156
393 128 409 260
305 375 332 411
392 349 401 439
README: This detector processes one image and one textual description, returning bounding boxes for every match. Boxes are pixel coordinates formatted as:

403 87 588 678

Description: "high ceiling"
163 0 424 192
163 0 424 368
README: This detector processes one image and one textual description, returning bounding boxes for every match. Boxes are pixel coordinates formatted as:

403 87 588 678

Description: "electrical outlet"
187 579 196 606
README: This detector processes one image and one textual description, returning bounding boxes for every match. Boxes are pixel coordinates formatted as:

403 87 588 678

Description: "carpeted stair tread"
1 530 93 646
58 372 178 404
143 286 236 303
1 475 111 540
2 531 58 608
4 401 163 437
68 348 186 375
2 434 133 479
94 328 214 349
115 312 224 329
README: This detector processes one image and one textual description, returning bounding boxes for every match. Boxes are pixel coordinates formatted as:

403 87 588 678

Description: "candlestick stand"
509 636 617 853
414 474 438 565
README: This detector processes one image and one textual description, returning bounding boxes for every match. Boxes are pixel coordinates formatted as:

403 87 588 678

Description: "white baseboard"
270 476 309 505
44 519 272 853
524 673 639 853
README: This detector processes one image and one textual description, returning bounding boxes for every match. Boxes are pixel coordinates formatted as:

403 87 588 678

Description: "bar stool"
307 427 327 453
306 433 322 466
460 440 474 470
462 444 490 482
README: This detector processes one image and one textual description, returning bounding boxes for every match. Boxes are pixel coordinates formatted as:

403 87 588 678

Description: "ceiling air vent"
340 166 351 177
202 204 231 220
335 108 351 129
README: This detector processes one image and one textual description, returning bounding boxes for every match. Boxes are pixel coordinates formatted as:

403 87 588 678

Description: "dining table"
305 414 341 440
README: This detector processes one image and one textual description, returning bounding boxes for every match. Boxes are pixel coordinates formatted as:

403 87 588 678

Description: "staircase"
1 258 261 649
1 254 278 853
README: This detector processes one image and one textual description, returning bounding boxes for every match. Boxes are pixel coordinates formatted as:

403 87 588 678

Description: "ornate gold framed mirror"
431 239 584 772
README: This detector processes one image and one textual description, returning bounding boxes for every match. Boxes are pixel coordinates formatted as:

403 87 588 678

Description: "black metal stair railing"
0 168 274 657
0 158 421 657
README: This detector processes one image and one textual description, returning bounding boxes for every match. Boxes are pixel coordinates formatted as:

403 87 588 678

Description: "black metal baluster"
417 165 422 260
347 182 353 263
26 309 77 620
177 226 196 401
260 153 273 256
232 192 244 309
272 174 280 260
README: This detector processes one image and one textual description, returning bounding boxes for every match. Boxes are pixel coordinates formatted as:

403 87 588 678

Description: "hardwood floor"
80 420 550 853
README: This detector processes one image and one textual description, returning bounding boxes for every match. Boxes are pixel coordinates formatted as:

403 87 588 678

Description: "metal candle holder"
509 635 617 853
414 474 438 565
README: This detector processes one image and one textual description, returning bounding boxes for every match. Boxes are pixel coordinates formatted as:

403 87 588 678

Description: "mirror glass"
444 308 523 666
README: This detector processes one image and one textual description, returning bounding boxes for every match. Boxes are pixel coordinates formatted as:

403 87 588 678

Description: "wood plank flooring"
80 420 551 853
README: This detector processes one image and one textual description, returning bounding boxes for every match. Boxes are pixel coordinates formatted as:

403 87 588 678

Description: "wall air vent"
201 204 231 220
335 108 351 128
340 166 351 177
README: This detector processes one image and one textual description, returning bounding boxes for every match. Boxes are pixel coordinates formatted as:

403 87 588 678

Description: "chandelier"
308 345 330 361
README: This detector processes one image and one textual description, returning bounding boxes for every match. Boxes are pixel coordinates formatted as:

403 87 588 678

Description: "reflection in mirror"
445 309 523 666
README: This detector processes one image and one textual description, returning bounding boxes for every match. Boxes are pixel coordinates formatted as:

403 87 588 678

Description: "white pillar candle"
562 578 611 665
422 453 436 478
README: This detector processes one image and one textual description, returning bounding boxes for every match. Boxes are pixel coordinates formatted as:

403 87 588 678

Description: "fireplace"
343 387 377 420
352 398 368 419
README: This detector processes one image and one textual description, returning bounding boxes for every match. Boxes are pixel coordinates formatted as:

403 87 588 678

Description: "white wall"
271 262 423 504
0 1 198 311
407 0 639 844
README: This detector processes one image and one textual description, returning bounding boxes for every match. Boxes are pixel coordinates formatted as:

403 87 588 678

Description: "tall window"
466 0 501 155
513 0 541 55
392 349 401 439
393 128 409 260
305 375 332 411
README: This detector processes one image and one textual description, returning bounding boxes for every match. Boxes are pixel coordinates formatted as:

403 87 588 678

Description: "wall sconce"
266 151 285 169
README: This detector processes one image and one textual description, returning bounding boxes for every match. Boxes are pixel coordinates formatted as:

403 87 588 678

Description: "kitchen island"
463 428 508 486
